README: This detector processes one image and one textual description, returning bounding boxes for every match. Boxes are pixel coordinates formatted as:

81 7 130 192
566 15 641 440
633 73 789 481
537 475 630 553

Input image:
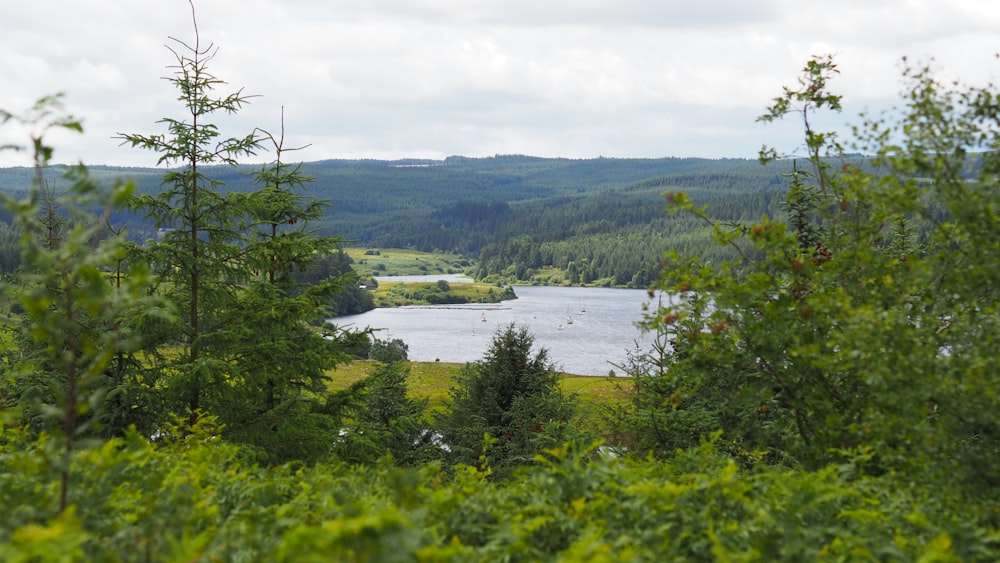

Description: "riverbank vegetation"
344 247 473 278
2 5 999 558
328 360 629 422
369 279 515 307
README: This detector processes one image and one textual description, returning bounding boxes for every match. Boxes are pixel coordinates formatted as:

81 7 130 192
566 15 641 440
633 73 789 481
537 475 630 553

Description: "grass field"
343 247 514 307
344 247 473 278
370 279 514 307
327 359 632 419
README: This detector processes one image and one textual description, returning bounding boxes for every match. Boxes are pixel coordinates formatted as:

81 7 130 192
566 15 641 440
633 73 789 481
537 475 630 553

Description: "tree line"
0 145 798 288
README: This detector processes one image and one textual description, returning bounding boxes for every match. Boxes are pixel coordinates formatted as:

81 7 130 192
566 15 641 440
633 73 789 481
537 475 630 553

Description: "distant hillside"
0 155 794 285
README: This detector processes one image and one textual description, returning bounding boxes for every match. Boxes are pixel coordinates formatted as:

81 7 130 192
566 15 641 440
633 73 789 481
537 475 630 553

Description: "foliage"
0 95 166 513
332 360 437 466
369 337 409 363
436 323 583 479
293 249 375 316
2 157 791 286
6 21 1000 560
625 54 1000 518
1 427 994 561
115 7 265 431
113 3 352 462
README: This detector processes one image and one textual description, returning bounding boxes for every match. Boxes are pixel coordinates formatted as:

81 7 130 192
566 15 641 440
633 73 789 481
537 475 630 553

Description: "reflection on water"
333 282 661 376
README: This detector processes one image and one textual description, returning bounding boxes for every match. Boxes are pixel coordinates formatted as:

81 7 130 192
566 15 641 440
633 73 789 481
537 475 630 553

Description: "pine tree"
214 124 353 462
438 323 579 478
117 4 262 427
118 3 352 462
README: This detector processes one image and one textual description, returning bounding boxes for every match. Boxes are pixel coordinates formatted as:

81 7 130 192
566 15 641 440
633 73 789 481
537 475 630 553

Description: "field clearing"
327 359 632 416
344 247 472 278
371 279 513 307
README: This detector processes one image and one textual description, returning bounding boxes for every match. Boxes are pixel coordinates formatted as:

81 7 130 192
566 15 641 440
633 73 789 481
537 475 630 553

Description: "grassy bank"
345 247 472 278
370 279 514 307
328 359 632 419
342 247 516 307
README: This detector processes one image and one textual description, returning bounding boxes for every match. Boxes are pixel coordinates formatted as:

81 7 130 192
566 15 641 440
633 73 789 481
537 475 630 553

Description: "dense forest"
2 4 999 558
0 155 793 287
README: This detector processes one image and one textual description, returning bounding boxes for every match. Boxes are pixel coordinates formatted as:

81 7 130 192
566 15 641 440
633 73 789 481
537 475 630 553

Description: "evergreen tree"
333 360 434 466
117 6 262 428
211 121 353 462
117 3 350 462
437 323 580 479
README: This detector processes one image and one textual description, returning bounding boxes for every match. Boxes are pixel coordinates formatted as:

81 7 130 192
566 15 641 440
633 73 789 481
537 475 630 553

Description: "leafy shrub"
436 323 584 478
625 56 1000 512
369 337 409 363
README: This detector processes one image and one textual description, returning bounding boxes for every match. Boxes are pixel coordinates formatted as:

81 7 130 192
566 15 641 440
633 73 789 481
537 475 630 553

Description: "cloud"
2 0 999 167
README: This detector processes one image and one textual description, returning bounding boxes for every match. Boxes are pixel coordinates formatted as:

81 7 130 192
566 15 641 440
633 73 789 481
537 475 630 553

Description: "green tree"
245 119 341 290
0 95 163 513
211 122 354 463
117 8 262 428
630 54 1000 512
293 249 375 316
117 3 350 461
437 323 580 479
369 337 409 363
332 360 435 466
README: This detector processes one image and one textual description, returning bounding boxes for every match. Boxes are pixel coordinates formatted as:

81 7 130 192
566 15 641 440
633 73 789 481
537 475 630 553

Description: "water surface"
334 282 660 375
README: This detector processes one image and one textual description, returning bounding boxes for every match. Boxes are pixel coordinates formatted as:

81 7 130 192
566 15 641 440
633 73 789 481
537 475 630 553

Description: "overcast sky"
2 0 998 167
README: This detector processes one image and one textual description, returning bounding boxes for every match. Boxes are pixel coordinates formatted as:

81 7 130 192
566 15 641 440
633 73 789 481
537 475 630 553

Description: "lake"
332 277 662 375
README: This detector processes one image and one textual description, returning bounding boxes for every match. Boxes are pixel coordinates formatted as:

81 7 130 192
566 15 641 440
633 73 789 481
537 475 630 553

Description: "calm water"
332 278 661 375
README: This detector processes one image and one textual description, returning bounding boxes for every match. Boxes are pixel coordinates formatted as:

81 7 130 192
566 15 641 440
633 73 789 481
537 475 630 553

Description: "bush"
625 56 1000 512
331 361 435 466
369 337 409 363
436 323 583 478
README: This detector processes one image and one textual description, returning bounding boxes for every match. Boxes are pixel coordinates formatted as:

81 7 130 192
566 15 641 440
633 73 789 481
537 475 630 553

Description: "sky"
2 0 999 167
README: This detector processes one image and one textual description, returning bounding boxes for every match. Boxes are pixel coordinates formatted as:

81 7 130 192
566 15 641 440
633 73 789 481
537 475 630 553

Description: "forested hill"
0 155 793 286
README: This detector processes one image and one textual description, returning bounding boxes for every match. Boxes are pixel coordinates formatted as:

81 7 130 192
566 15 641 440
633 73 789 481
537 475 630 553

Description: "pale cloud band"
2 0 998 167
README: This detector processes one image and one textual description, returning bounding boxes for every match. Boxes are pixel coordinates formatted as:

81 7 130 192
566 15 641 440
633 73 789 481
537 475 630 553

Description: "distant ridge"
0 155 792 286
